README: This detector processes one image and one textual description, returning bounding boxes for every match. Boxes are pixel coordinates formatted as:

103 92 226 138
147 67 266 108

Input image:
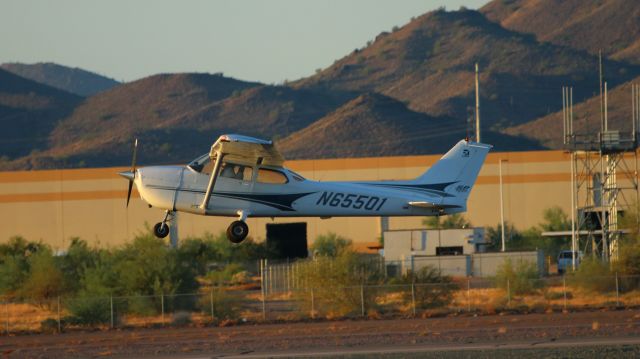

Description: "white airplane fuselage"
121 137 490 241
134 165 463 218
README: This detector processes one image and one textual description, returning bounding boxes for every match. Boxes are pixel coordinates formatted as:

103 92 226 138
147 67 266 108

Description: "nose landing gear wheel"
153 222 170 238
227 220 249 243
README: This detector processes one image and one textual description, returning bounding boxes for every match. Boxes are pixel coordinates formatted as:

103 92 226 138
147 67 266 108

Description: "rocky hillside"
278 92 542 159
0 68 82 162
294 9 638 129
481 0 640 64
505 75 640 148
1 62 120 96
3 3 640 170
3 74 352 169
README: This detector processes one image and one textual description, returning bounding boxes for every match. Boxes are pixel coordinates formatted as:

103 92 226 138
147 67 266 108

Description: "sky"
1 0 488 84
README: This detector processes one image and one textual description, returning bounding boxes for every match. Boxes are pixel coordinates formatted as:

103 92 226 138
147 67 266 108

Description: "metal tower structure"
564 83 640 262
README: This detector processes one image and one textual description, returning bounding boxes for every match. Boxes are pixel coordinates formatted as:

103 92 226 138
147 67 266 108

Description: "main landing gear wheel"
226 221 249 244
153 222 170 238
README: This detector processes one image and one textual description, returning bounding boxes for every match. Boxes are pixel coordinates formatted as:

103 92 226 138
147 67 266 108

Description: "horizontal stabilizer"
408 201 462 209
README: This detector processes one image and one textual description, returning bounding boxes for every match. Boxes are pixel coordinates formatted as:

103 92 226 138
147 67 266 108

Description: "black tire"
153 222 170 238
226 221 249 243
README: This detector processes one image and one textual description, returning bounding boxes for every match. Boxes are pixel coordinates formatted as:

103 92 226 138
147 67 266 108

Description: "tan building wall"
1 148 625 250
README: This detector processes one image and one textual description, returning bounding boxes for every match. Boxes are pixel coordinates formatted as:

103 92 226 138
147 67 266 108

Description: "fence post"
286 258 290 293
210 289 214 321
4 300 8 335
507 279 511 307
261 285 267 321
310 288 315 319
615 272 620 307
563 276 567 311
57 296 61 333
161 294 165 326
467 278 471 312
110 295 114 329
411 283 416 317
260 259 267 321
360 285 365 317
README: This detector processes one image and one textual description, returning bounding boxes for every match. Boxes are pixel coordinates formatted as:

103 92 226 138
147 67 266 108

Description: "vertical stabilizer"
415 140 492 203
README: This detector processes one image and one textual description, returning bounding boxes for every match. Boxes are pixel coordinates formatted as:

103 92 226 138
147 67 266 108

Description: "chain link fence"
3 273 640 335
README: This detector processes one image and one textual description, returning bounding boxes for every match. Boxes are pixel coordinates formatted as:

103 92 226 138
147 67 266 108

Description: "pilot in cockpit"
221 164 245 180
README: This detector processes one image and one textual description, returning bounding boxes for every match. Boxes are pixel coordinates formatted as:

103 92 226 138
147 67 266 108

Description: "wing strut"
200 151 224 212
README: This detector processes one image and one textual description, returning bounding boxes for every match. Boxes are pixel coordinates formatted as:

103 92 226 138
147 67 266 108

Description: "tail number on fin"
456 185 470 193
316 192 387 211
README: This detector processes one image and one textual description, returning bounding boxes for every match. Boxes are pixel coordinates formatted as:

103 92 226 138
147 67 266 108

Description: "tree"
422 214 471 229
540 206 571 232
485 207 572 257
59 238 101 293
311 233 352 257
19 249 65 302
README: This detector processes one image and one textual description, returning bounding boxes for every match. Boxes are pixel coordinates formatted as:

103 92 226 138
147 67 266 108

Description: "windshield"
288 169 306 182
188 153 210 173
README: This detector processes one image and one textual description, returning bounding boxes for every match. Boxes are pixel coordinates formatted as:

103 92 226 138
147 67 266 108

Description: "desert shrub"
40 318 62 333
612 242 640 292
616 242 640 275
402 266 458 309
311 233 352 257
294 251 383 317
422 214 471 229
569 257 615 292
0 237 47 295
0 255 29 295
231 271 250 285
19 249 66 303
205 263 245 286
194 232 271 263
495 259 543 295
58 238 101 293
65 296 111 325
172 311 192 325
198 288 240 320
114 234 198 298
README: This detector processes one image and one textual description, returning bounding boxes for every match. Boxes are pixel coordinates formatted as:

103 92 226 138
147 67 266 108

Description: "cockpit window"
220 162 253 181
289 170 306 182
257 168 288 184
188 153 210 173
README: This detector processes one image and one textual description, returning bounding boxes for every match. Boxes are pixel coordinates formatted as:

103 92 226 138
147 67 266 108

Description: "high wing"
210 134 284 167
200 134 285 213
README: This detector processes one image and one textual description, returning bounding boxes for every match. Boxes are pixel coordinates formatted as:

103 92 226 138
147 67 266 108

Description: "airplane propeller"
118 138 138 207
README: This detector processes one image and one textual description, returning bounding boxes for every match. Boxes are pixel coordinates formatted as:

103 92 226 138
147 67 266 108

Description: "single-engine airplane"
119 134 491 243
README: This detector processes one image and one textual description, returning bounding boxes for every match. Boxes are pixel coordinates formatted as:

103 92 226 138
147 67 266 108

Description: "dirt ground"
2 309 640 358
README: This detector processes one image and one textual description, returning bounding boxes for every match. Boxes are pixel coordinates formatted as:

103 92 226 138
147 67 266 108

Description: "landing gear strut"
153 210 172 239
226 221 249 243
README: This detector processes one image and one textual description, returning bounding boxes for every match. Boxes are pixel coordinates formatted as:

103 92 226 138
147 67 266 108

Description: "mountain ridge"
1 62 120 97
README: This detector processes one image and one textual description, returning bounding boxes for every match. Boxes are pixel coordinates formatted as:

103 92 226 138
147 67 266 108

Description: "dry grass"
5 284 640 333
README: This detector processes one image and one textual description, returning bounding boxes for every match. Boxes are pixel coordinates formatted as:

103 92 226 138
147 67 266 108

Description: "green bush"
0 236 47 295
205 263 245 286
402 266 458 309
311 233 352 257
65 296 111 325
569 257 615 292
19 249 65 303
294 251 383 317
40 318 62 333
198 288 240 321
495 259 543 295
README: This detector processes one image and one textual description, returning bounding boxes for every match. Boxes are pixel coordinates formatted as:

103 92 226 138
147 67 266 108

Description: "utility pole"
475 63 481 143
599 50 604 133
499 159 507 252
